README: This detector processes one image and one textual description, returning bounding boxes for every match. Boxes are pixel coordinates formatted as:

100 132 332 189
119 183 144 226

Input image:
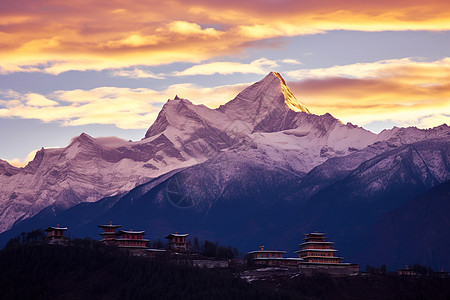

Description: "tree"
193 236 200 253
202 240 217 257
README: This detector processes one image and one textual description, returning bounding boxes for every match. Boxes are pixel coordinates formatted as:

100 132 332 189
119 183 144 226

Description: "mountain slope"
289 137 450 262
362 180 450 269
0 131 212 233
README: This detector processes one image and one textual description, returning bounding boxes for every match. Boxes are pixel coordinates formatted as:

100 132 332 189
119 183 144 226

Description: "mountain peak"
269 72 310 113
217 72 309 126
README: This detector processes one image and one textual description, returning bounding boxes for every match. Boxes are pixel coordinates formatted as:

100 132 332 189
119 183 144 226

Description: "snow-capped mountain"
0 71 449 251
0 133 204 233
0 72 374 233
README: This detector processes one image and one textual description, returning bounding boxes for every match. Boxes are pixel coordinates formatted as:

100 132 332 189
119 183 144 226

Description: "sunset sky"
1 0 449 166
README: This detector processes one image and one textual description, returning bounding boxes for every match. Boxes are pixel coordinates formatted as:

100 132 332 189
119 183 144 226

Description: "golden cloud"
1 0 450 73
287 58 450 130
0 82 248 129
1 57 448 133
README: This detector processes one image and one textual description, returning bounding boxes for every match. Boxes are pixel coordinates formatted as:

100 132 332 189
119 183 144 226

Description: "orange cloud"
1 0 450 73
1 58 448 132
287 58 450 129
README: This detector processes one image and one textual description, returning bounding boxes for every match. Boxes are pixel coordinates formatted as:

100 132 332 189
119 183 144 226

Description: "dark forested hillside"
0 239 279 300
1 237 450 300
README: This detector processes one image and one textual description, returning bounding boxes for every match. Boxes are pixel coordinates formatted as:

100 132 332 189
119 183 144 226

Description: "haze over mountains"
1 72 449 269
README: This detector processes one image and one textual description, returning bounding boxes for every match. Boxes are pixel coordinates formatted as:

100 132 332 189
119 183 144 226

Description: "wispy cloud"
174 58 278 76
173 58 302 76
287 57 450 129
1 1 450 74
0 82 249 129
1 56 449 134
110 68 165 79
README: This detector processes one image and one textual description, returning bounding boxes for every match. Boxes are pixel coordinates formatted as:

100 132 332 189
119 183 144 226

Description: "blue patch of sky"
362 120 398 134
246 30 450 70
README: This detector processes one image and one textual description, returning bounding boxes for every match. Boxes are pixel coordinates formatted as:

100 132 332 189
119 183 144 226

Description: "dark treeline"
366 264 438 276
198 239 238 259
0 237 290 300
277 272 450 300
2 231 450 300
150 236 238 259
3 229 45 249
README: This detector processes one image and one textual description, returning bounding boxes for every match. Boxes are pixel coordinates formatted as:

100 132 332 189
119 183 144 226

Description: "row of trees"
366 264 438 276
3 229 45 250
150 236 239 259
0 235 292 300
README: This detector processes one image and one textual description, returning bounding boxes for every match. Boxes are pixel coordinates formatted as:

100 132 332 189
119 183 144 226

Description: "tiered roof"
295 232 343 264
115 229 149 249
98 222 122 229
98 222 122 237
44 225 67 232
165 233 189 239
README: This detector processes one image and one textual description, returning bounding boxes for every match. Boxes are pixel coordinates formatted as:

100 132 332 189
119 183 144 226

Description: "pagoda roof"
117 230 145 234
165 233 189 239
99 232 118 235
301 255 344 259
115 238 149 242
304 232 327 236
299 241 334 246
295 249 338 253
247 250 287 255
253 257 303 261
44 226 67 231
98 224 122 228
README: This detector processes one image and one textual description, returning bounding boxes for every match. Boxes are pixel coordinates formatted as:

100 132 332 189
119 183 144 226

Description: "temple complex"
40 223 361 274
97 222 149 255
247 232 359 275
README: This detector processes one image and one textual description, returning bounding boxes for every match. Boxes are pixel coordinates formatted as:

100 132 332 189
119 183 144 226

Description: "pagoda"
44 224 68 245
98 221 122 245
165 232 189 252
295 232 359 275
295 232 343 264
247 246 302 267
115 229 149 250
